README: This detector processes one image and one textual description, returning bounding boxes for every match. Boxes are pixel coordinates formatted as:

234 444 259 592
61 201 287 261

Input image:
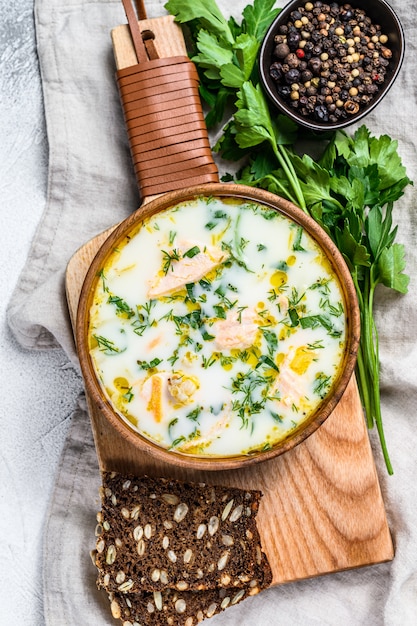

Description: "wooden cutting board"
66 14 394 587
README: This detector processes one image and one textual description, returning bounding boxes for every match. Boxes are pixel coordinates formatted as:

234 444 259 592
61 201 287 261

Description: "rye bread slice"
107 555 272 625
94 472 270 594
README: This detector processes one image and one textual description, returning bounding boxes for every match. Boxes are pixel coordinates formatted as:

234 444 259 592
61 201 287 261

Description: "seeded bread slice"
94 472 270 593
107 555 271 626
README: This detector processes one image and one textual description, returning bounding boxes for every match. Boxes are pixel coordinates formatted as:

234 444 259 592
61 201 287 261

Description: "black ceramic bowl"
259 0 404 131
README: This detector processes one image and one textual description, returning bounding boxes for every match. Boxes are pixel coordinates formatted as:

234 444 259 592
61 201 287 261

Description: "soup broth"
88 197 346 457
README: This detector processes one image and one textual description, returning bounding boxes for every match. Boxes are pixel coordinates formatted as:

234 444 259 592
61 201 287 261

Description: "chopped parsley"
137 357 163 370
183 245 201 258
107 294 135 319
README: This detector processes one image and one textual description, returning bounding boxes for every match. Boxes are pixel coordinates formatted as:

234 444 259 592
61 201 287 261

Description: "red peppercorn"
296 48 305 59
373 74 380 81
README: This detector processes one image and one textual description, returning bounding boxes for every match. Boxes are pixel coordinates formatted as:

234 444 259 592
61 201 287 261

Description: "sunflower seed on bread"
94 472 271 594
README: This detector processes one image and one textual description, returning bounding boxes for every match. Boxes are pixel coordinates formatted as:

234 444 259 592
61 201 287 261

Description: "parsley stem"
273 143 307 212
368 275 393 474
265 173 299 206
352 272 373 428
356 270 393 474
355 345 372 427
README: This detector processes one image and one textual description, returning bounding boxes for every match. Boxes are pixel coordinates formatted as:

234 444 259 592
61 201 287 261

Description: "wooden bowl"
76 183 360 471
259 0 405 131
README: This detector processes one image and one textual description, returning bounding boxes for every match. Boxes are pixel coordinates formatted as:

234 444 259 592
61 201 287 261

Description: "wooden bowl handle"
112 8 219 203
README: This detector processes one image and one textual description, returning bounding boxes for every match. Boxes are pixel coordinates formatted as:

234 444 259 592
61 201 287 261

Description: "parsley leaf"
377 244 409 294
165 0 234 44
241 0 280 41
220 34 259 88
193 29 234 81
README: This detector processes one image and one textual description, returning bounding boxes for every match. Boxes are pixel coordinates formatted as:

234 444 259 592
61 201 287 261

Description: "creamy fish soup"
88 197 346 457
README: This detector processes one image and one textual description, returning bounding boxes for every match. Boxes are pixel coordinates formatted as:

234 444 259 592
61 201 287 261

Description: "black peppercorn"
274 43 291 59
285 53 300 68
344 100 360 114
277 85 292 98
314 104 329 121
366 83 378 94
309 57 322 73
300 69 313 82
285 68 301 84
311 31 322 44
341 9 354 21
303 41 314 56
270 62 284 81
287 31 301 50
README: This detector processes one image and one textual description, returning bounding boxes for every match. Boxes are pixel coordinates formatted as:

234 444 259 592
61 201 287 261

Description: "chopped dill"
93 335 124 355
162 248 181 274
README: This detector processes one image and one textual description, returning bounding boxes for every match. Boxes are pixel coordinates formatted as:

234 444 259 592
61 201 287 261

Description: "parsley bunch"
165 0 412 473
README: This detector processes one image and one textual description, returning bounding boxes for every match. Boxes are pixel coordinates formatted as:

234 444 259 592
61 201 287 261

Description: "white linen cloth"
4 0 417 624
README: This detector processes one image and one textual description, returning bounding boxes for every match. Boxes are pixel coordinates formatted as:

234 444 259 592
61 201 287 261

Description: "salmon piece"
277 293 289 315
213 307 259 351
147 241 227 299
146 334 164 351
270 365 301 409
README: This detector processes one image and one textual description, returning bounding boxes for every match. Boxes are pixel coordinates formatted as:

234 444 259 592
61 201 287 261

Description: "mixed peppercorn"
269 1 392 124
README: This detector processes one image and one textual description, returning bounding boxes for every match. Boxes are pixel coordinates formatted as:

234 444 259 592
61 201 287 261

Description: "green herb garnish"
185 283 196 302
162 248 181 274
123 387 134 402
314 373 332 397
183 245 201 258
168 418 178 440
230 368 274 429
132 300 156 336
107 294 135 319
202 353 217 369
171 436 186 448
186 406 202 422
137 357 163 370
93 335 124 355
